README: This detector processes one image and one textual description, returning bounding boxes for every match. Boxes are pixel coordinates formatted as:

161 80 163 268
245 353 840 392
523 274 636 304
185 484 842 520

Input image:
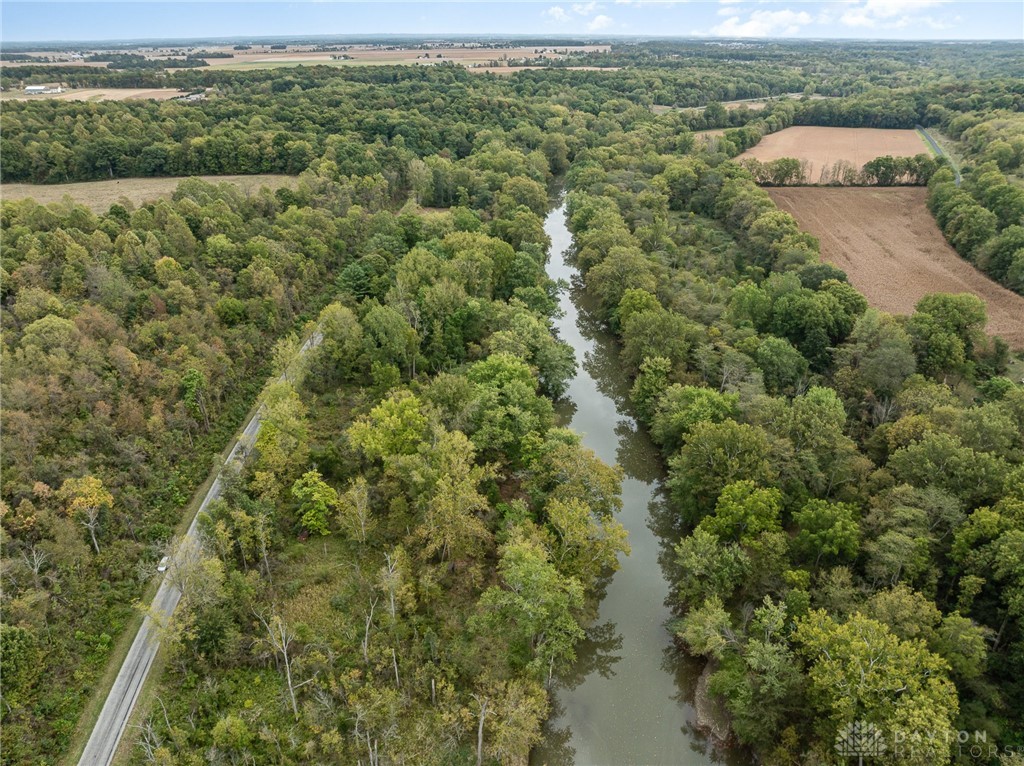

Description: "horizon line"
3 33 1020 45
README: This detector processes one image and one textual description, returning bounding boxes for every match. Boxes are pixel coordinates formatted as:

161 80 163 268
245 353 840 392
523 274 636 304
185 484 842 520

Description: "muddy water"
531 202 743 766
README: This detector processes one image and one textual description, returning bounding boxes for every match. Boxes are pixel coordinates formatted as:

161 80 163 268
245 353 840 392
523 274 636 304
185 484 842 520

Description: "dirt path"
769 187 1024 349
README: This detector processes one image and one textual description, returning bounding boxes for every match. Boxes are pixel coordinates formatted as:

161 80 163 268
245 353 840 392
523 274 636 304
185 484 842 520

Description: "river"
531 202 743 766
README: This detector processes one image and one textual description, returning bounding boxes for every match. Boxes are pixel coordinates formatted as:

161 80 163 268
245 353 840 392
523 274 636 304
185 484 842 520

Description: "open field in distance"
1 174 298 212
769 186 1024 349
651 101 766 115
204 44 610 69
473 65 621 74
0 43 613 72
740 126 930 178
652 94 833 115
1 87 185 101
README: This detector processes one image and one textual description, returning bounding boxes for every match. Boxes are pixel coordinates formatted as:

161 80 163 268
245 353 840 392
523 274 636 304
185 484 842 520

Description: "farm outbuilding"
24 85 64 95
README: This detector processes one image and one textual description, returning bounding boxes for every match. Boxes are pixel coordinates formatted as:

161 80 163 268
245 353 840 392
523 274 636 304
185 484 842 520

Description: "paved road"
78 331 322 766
917 124 961 186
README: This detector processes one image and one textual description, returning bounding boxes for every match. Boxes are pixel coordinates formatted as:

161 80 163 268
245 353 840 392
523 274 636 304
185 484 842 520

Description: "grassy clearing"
2 174 298 212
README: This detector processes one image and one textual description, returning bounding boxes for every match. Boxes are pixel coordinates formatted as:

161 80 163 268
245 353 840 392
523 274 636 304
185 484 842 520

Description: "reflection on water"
531 203 746 766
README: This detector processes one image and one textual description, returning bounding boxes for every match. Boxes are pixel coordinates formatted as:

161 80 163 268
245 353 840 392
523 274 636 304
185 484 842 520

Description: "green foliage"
675 527 750 605
348 390 429 461
888 431 1008 508
793 610 959 766
792 499 861 567
668 420 779 523
290 469 338 536
650 385 740 454
4 44 1023 766
466 353 554 466
476 526 586 682
754 336 808 394
698 480 783 545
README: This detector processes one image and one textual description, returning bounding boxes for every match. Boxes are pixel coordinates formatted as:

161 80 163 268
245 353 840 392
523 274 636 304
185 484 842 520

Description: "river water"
531 202 742 766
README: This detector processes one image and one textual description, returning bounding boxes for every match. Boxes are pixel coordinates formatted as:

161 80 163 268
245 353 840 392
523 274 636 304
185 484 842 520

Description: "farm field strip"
769 186 1024 349
1 174 298 212
740 126 930 179
205 44 610 69
2 88 185 101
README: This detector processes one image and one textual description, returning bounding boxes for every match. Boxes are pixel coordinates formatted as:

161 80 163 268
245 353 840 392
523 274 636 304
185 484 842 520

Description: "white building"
24 85 63 95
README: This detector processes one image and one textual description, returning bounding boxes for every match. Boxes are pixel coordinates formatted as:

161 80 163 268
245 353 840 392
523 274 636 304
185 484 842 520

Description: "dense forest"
2 39 1023 766
562 121 1023 765
0 88 621 762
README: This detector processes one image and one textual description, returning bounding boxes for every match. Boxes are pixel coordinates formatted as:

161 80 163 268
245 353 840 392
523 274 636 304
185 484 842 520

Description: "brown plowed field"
741 127 929 179
769 187 1024 349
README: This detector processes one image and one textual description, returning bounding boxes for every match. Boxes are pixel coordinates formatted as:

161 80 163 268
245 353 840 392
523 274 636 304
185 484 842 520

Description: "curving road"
78 331 322 766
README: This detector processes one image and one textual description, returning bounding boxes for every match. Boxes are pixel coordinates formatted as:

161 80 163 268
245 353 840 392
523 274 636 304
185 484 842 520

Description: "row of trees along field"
739 153 943 187
0 68 580 184
923 107 1024 296
561 111 1023 765
0 93 621 764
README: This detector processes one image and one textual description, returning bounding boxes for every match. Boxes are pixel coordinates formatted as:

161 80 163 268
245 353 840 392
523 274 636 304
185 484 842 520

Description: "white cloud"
840 0 949 28
710 8 813 36
543 5 570 21
718 5 741 16
588 13 614 30
573 1 598 15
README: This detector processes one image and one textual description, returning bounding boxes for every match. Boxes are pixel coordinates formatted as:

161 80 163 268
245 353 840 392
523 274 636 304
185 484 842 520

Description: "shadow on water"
531 202 747 766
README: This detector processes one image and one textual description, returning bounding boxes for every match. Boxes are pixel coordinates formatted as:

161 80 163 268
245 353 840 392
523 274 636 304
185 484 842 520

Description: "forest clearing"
769 186 1024 348
1 174 297 211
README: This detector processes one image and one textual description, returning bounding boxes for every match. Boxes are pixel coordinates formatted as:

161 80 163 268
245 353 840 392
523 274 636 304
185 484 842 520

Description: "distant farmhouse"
24 85 64 95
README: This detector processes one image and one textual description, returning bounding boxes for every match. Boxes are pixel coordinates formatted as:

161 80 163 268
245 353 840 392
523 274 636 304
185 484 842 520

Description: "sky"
2 1 1022 43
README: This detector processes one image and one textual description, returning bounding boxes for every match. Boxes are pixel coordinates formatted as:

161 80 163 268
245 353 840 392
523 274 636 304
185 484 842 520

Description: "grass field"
740 127 930 179
1 174 298 212
769 187 1024 348
652 94 833 115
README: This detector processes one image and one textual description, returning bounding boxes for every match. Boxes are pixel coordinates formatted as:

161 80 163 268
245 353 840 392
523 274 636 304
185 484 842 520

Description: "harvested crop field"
1 174 298 212
741 127 930 179
3 88 184 102
769 187 1024 349
207 44 610 69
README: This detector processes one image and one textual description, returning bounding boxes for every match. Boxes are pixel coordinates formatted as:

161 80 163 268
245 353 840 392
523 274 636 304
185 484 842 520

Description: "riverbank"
530 200 742 766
